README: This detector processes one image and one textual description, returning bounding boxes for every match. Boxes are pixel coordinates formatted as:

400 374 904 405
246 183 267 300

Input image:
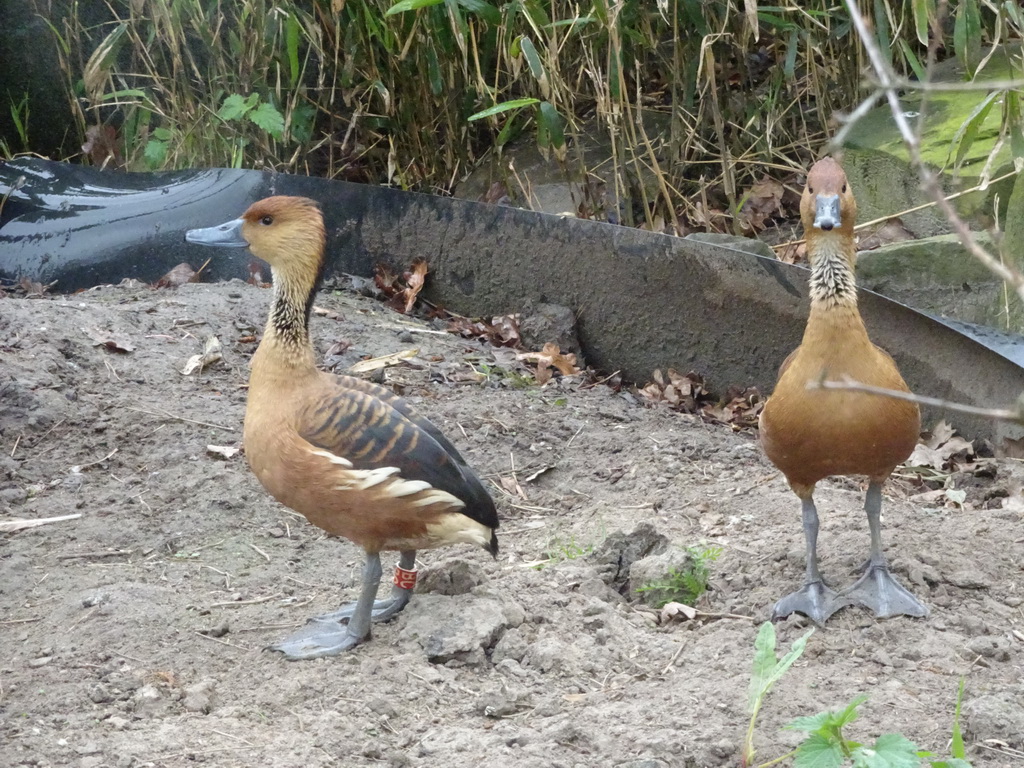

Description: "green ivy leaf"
785 711 833 733
833 695 868 730
248 102 285 139
143 138 167 169
289 102 316 144
217 93 250 122
852 734 921 768
794 733 844 768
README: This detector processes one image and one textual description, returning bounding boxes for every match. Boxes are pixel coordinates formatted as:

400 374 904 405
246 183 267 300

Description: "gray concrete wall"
3 157 1022 446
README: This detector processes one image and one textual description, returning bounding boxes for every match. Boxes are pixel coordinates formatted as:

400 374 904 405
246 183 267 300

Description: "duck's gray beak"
813 194 840 231
185 218 248 248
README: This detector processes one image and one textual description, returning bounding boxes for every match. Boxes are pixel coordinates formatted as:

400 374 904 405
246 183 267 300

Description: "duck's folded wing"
299 386 498 529
335 375 470 465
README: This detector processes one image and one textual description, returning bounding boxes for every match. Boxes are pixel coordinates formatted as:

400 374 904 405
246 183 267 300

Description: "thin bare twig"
123 405 236 432
58 549 133 560
772 168 1021 252
839 0 1024 303
72 447 118 472
809 375 1023 425
0 513 82 533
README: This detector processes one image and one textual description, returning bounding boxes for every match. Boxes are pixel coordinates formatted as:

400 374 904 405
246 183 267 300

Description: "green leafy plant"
542 534 594 563
6 93 30 154
637 545 722 607
743 621 814 767
786 698 921 767
474 362 537 389
742 622 973 768
32 0 1024 233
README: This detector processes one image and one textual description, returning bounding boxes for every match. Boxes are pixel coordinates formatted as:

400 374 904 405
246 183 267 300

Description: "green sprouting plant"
474 362 536 389
143 93 291 170
31 0 1024 234
743 622 973 768
743 621 814 767
637 545 722 607
7 93 30 152
542 534 593 563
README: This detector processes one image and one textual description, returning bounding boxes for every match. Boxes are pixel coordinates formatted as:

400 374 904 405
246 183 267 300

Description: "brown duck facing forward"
186 196 499 659
759 157 925 624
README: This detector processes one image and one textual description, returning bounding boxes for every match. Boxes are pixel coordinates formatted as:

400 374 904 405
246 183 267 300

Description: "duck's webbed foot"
839 565 929 619
772 579 849 625
314 592 412 624
269 551 417 660
315 550 417 624
270 621 364 660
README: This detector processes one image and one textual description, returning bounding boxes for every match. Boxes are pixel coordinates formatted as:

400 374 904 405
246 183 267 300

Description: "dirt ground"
1 277 1023 768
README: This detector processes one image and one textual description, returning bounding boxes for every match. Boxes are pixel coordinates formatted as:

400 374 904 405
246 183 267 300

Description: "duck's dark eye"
842 184 847 193
260 215 274 226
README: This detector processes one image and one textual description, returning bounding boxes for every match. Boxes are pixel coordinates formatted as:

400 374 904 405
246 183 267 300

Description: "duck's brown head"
800 157 856 237
185 195 326 281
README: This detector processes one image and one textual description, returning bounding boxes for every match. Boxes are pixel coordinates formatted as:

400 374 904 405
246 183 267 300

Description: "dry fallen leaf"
703 385 765 430
154 263 198 289
182 336 223 375
857 219 914 252
660 601 698 623
641 370 762 430
906 420 975 471
206 445 240 460
373 259 430 315
517 342 580 384
348 348 419 374
85 327 135 353
738 176 785 234
82 124 124 169
775 241 807 264
403 258 428 314
19 277 54 297
324 339 352 357
499 475 526 498
448 314 523 348
247 259 269 287
639 369 710 412
312 305 344 321
687 201 728 232
911 488 967 508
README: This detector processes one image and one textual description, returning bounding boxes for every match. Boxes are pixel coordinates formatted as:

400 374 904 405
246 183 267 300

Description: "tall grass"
29 0 1024 231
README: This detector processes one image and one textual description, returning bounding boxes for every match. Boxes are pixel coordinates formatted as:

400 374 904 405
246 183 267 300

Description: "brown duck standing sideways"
185 196 499 659
759 157 925 624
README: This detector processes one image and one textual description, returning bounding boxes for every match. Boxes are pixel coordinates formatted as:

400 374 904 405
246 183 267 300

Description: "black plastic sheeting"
2 157 1022 446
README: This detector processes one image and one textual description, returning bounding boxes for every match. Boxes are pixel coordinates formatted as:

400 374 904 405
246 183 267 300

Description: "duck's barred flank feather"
336 375 472 464
300 387 499 532
304 393 423 467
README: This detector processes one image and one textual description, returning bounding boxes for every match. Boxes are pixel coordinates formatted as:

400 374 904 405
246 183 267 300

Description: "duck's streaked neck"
807 233 857 310
261 265 317 364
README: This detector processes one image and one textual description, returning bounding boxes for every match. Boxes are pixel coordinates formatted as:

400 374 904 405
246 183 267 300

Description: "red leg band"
394 565 417 590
